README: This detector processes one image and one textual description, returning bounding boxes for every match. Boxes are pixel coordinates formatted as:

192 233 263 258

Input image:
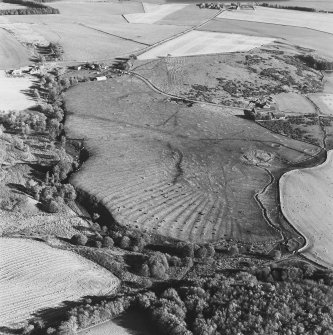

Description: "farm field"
201 18 333 61
0 28 30 70
274 93 316 115
78 22 189 46
218 7 333 35
308 94 333 116
0 238 119 326
0 2 26 9
64 76 319 244
156 4 218 26
124 3 188 24
280 150 333 269
137 31 275 59
31 23 142 62
0 71 35 111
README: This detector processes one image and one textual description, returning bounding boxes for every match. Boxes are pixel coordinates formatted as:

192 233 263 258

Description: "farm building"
244 98 284 120
95 76 107 81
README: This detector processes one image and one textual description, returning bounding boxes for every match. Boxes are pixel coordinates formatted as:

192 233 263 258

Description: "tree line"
0 0 59 15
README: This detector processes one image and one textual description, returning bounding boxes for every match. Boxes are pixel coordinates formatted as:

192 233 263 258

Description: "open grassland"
135 48 322 107
201 19 333 61
124 3 188 24
274 93 316 115
218 7 333 35
0 28 30 70
0 2 26 10
0 71 35 111
0 238 120 326
65 77 319 244
137 31 275 59
280 150 333 269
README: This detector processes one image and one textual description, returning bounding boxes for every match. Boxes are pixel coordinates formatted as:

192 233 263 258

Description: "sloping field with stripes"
0 238 119 326
65 77 319 243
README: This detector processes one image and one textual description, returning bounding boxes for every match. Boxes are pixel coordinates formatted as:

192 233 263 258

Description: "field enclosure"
0 28 30 70
218 7 333 35
280 151 333 269
65 77 319 244
0 70 35 111
137 31 275 59
201 19 333 61
274 93 316 115
0 238 119 326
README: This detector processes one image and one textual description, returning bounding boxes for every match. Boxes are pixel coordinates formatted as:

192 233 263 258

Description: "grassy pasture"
218 7 333 35
274 93 316 115
137 31 275 59
201 18 333 61
64 77 319 244
0 238 119 326
0 28 30 70
280 150 333 269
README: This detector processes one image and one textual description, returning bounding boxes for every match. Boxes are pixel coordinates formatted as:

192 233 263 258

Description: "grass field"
201 18 333 61
218 7 333 35
124 3 188 24
64 77 319 244
137 31 275 59
0 2 26 9
0 71 35 111
280 150 333 269
274 93 316 115
0 28 30 70
0 238 119 326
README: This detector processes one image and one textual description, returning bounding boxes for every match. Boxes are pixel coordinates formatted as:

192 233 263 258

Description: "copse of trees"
0 0 60 15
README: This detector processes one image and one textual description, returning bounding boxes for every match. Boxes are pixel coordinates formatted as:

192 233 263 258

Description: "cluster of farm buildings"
244 96 286 120
197 2 255 10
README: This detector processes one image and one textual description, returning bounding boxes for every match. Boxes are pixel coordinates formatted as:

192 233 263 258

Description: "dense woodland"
0 0 59 15
26 266 333 335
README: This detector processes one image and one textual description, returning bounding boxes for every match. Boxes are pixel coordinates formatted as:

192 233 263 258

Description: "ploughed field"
0 238 119 326
65 77 319 244
280 151 333 269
